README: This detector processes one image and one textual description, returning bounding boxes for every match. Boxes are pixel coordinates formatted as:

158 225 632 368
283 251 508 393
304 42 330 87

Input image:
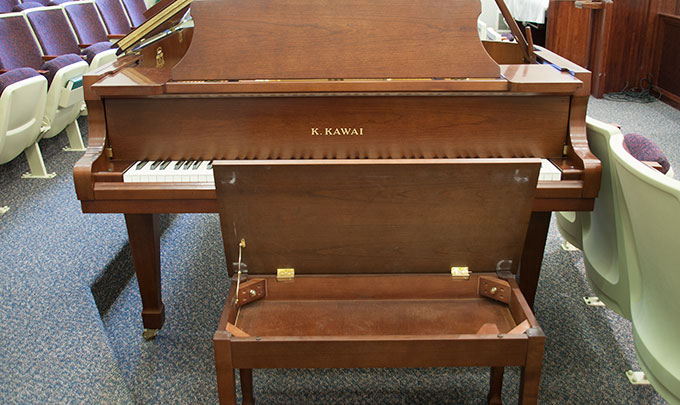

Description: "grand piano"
74 0 600 337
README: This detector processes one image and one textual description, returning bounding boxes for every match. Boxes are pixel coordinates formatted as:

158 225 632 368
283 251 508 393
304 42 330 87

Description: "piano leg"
519 212 552 309
125 213 165 333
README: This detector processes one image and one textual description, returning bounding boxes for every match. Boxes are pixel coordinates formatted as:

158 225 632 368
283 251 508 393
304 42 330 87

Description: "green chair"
556 117 634 319
610 133 680 403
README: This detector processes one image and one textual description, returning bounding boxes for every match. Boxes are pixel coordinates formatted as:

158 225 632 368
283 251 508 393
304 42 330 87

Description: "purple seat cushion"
12 2 44 11
25 8 80 56
0 67 40 96
623 133 671 174
40 53 82 85
121 0 146 27
0 14 44 71
81 41 112 64
64 2 109 44
0 0 19 12
95 0 132 35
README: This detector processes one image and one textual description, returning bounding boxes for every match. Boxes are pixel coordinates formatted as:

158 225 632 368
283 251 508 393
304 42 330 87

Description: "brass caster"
142 328 159 341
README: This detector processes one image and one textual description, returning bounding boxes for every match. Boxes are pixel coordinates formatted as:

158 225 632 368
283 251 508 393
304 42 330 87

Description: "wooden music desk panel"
213 159 546 404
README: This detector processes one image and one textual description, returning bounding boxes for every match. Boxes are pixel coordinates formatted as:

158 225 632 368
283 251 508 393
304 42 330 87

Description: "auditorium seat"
95 0 131 36
120 0 146 27
1 0 19 13
0 12 88 151
610 132 680 404
23 6 117 71
62 0 112 45
0 68 52 178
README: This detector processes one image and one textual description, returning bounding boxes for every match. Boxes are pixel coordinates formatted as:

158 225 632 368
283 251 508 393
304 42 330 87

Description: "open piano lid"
215 159 540 277
171 0 501 81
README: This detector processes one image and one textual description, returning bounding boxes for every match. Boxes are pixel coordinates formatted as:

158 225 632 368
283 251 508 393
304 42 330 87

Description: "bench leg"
519 330 545 404
214 337 236 405
240 369 254 404
487 366 504 405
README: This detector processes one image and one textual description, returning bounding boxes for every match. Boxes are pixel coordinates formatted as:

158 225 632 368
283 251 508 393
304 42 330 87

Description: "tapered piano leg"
519 212 552 309
487 366 504 405
125 213 165 332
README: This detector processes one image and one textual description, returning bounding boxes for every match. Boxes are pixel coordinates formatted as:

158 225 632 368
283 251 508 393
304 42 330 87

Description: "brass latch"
276 268 295 281
450 266 470 280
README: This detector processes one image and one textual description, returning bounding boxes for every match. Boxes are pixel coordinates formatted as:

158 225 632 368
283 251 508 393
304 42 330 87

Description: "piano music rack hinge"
105 147 113 158
277 268 295 281
450 267 470 280
562 144 569 157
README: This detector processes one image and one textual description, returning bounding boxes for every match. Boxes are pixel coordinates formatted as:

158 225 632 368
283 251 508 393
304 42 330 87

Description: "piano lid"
115 0 192 54
171 0 501 81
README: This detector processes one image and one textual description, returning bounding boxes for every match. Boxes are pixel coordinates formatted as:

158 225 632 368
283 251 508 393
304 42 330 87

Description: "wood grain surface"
215 159 539 276
172 0 500 80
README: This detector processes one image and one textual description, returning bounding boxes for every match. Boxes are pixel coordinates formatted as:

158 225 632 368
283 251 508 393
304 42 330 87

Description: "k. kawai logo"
311 127 364 136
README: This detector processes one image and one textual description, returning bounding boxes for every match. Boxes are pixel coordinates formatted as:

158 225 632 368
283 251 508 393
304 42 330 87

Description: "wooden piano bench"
214 273 545 404
211 158 546 404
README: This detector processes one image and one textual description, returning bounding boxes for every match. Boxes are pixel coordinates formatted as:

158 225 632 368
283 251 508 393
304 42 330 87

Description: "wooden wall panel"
547 0 680 102
653 13 680 108
546 0 590 68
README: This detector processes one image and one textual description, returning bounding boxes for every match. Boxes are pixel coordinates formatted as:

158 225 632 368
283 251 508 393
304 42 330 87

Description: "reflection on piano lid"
121 159 561 183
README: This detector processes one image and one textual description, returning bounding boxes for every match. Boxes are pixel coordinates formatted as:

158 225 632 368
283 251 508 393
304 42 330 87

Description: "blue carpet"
1 96 677 403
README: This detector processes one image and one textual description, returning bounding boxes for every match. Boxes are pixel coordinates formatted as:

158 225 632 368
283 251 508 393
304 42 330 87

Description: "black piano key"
183 160 193 170
191 161 201 170
207 160 213 170
149 160 162 170
174 160 185 169
135 160 148 170
159 160 172 170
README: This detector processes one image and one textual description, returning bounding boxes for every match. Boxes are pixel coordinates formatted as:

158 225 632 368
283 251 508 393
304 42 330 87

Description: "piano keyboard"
122 159 562 183
123 160 214 183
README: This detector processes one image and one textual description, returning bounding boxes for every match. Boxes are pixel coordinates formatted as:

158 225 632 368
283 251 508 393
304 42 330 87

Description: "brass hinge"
105 147 113 158
450 266 470 280
276 268 295 281
562 144 569 156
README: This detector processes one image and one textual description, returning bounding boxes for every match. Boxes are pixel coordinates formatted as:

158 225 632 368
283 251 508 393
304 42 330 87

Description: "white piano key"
539 159 561 181
123 160 148 182
198 161 214 183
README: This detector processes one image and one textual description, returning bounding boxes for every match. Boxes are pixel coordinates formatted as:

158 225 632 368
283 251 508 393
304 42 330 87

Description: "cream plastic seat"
556 117 634 319
0 12 88 152
610 133 680 403
0 69 51 177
